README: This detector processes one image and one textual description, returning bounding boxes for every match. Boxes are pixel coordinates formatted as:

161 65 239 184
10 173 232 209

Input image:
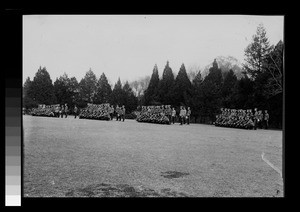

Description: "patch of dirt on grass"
161 171 190 179
65 183 189 197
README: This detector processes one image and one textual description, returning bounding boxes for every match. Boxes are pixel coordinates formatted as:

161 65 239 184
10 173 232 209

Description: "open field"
23 115 283 197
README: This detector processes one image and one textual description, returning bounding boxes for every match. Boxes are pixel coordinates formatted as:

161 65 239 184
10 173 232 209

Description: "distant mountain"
201 56 244 79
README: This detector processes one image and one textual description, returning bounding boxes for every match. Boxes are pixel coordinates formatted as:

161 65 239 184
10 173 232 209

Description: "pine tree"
144 64 160 105
157 61 175 105
78 68 97 105
23 77 37 108
173 63 192 107
191 71 204 122
221 69 237 108
54 73 79 109
111 77 125 107
123 81 138 113
244 23 272 80
94 73 112 104
31 66 56 105
200 59 223 122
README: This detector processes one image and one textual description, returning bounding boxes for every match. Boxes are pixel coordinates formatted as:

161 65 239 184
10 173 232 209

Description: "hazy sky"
23 15 284 85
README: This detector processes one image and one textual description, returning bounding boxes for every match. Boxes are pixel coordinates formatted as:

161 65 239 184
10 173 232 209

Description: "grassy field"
23 115 283 197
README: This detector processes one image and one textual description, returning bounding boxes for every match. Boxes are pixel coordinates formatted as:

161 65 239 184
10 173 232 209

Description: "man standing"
186 107 191 125
61 105 65 118
110 105 114 120
171 107 176 124
253 108 258 130
74 105 78 119
264 110 269 129
116 105 120 121
121 105 126 122
179 106 186 125
65 104 68 118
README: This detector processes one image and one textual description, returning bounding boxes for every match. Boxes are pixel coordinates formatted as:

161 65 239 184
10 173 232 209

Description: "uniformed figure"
74 105 78 118
186 107 191 125
121 105 126 122
116 105 120 121
179 106 187 125
65 104 68 118
171 107 176 124
264 110 269 129
253 108 258 130
55 105 59 117
61 105 65 118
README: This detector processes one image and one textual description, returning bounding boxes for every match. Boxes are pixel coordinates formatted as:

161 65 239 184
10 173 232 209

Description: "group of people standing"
215 108 269 130
178 106 192 125
114 105 126 121
54 104 69 118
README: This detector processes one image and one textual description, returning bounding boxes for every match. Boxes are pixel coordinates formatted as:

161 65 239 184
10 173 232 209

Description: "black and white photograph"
22 15 284 198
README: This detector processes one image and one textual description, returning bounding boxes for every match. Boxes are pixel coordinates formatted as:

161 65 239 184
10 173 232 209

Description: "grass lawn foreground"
23 115 283 197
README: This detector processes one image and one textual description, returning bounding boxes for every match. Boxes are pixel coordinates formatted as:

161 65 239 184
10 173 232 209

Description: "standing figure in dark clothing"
121 105 126 122
74 105 78 119
65 104 68 118
264 110 269 129
171 107 176 124
61 105 65 118
186 107 191 125
253 108 259 130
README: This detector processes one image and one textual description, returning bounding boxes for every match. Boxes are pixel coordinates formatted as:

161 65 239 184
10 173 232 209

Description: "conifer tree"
78 68 97 105
144 64 160 105
173 63 192 107
158 61 175 105
94 73 112 104
31 66 56 105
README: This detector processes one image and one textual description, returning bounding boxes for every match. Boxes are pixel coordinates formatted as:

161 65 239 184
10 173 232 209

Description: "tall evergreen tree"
111 77 125 106
31 66 56 105
78 68 97 105
221 69 238 108
173 63 192 107
191 71 204 122
94 73 112 104
232 74 254 109
200 59 223 121
54 73 79 109
244 23 272 80
157 61 175 105
123 81 138 113
23 77 37 108
144 64 160 105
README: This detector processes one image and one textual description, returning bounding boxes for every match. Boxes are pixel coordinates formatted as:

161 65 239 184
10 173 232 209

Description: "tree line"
23 24 283 128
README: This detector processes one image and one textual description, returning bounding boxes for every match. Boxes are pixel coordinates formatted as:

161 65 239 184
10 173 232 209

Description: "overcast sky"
23 15 284 85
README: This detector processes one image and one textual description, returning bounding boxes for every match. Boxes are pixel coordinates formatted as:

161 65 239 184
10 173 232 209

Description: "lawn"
23 115 283 197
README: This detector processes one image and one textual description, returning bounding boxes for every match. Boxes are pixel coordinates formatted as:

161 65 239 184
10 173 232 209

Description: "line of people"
215 108 269 130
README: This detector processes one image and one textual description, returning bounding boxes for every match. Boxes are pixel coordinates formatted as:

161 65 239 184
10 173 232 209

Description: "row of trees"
23 68 138 114
142 24 283 128
23 24 283 128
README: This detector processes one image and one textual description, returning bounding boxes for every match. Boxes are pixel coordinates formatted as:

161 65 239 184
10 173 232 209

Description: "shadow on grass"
65 182 189 197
